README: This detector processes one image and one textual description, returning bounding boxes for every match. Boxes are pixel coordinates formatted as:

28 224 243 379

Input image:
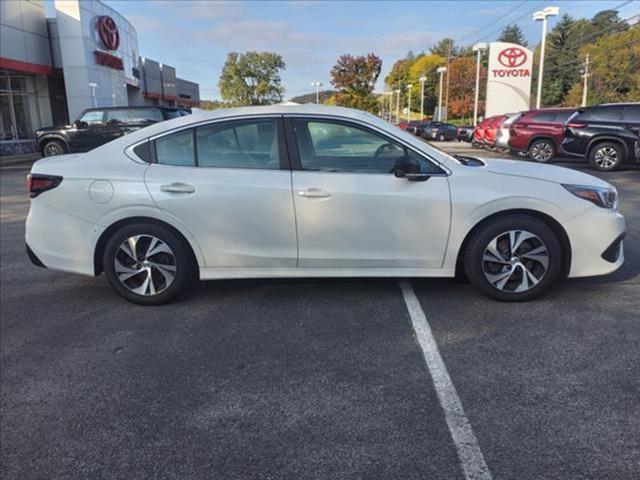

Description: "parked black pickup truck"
35 106 190 156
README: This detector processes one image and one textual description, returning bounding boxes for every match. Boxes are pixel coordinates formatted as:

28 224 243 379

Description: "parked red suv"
508 108 575 162
483 115 507 150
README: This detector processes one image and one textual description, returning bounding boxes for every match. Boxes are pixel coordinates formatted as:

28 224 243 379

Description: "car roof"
84 106 180 111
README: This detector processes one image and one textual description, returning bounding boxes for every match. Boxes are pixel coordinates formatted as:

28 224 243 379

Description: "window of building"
0 70 41 141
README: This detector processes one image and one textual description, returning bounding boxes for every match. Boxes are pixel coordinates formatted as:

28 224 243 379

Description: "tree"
407 54 445 117
429 38 459 58
497 25 528 46
565 24 640 105
447 56 476 120
541 14 581 106
218 51 285 106
330 53 382 112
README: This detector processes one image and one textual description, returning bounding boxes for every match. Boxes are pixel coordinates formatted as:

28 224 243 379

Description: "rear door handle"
160 182 195 194
298 188 331 199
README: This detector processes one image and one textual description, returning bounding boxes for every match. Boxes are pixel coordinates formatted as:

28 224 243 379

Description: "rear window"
163 110 182 119
578 106 624 122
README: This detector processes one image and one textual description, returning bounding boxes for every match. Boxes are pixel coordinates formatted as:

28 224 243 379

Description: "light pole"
533 6 560 109
406 84 413 123
581 53 590 107
310 81 323 104
418 76 427 120
395 89 401 124
386 91 394 122
436 67 446 121
472 43 487 126
88 82 98 107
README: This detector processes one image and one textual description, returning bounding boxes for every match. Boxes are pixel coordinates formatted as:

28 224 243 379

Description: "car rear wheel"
589 142 624 171
103 223 195 305
528 139 555 163
42 139 66 157
438 133 446 141
464 215 562 301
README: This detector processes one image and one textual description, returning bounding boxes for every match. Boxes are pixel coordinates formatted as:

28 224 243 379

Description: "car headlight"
562 184 618 209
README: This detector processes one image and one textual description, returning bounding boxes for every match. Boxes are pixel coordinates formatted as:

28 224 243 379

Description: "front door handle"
160 182 195 194
298 188 331 199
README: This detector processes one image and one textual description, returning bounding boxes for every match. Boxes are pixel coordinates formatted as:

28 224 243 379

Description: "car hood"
477 157 612 189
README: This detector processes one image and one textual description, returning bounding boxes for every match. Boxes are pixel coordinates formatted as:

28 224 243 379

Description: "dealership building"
0 0 200 155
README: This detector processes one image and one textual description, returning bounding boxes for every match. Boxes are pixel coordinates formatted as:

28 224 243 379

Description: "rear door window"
155 129 195 167
531 111 556 123
129 109 164 123
578 106 624 122
105 109 131 125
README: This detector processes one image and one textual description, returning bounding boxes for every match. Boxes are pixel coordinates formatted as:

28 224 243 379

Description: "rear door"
287 117 451 269
144 116 297 268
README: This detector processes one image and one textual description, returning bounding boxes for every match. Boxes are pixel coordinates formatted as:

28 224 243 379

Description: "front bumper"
563 207 625 278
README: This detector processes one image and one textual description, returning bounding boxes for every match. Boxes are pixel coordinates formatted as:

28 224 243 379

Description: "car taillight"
567 122 586 128
27 174 63 198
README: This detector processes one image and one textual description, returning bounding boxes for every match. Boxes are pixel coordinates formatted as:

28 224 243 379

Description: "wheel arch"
527 135 558 151
94 216 200 278
586 136 629 159
455 208 572 279
38 134 69 151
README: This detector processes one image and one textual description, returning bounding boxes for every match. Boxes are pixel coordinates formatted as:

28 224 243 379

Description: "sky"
46 0 639 100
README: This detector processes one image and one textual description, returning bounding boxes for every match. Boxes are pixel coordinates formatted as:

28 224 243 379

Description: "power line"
466 0 529 41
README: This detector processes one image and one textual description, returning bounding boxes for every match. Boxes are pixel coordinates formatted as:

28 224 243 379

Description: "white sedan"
25 104 625 305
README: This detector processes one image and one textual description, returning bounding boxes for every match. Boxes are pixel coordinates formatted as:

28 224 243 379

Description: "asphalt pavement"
1 149 639 480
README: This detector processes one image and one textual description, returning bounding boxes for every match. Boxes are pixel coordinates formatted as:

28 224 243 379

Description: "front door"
68 110 106 151
287 117 451 269
144 117 297 268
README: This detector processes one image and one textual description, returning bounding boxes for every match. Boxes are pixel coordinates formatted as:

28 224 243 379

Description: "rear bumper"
563 207 625 278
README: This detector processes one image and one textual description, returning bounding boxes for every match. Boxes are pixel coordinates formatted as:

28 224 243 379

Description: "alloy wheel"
114 235 177 296
594 147 618 169
44 142 64 157
530 142 553 162
482 230 549 293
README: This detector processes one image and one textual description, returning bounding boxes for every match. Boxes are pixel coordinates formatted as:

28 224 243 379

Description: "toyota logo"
498 47 527 68
97 16 119 51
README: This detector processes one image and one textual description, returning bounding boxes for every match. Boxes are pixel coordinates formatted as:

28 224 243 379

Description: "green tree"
218 51 285 106
497 24 528 46
407 54 445 117
429 38 459 58
330 53 382 112
565 24 640 105
541 14 581 106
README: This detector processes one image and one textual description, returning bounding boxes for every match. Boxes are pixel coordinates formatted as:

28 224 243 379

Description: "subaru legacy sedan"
26 105 625 305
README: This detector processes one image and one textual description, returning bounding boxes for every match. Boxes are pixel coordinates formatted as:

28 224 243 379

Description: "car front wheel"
589 142 624 171
528 139 555 162
464 215 562 301
42 139 66 157
103 223 195 305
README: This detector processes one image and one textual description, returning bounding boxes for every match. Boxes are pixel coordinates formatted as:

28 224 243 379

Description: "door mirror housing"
393 156 430 182
75 120 88 129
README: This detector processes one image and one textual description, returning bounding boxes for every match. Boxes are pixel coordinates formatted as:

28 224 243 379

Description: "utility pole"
419 76 426 120
310 81 323 104
436 67 446 121
581 54 590 107
395 89 401 124
444 43 452 122
472 43 487 126
406 84 413 123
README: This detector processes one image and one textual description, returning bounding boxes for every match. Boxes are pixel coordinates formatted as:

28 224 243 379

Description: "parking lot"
1 150 639 479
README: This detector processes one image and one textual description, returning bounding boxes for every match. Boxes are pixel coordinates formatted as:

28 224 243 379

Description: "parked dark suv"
35 106 190 156
562 103 640 171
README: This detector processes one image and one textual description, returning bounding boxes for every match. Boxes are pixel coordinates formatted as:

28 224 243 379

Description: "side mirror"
75 120 88 129
393 156 430 182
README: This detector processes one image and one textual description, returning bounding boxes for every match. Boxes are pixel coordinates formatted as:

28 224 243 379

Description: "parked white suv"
26 105 625 304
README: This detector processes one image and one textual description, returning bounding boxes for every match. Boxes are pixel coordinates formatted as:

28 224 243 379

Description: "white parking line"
399 281 493 480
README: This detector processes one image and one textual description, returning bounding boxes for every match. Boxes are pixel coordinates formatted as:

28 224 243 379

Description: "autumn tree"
498 25 528 46
330 53 382 112
218 51 285 106
447 56 476 121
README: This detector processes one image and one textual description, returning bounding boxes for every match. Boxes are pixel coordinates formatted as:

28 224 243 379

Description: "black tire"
588 142 624 171
463 214 562 302
528 138 555 163
103 222 195 305
42 139 66 157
